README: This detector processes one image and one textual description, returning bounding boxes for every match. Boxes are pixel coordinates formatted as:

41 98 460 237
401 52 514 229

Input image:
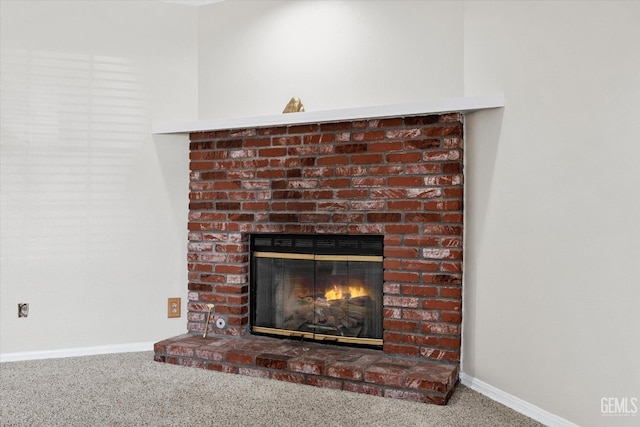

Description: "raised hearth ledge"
151 95 504 134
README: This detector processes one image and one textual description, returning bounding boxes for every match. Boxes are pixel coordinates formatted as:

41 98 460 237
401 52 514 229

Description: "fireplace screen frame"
249 234 384 347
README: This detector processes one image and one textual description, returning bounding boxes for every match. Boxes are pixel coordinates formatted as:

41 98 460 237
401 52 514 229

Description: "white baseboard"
0 342 155 363
459 372 578 427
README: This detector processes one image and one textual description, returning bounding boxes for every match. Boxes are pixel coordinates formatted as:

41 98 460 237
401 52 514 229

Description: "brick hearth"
154 334 459 405
155 111 464 405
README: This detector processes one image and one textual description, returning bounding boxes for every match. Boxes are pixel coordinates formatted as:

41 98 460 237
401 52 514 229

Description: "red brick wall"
187 113 463 364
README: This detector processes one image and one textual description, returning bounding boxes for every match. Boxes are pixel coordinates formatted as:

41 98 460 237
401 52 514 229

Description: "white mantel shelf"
151 95 505 134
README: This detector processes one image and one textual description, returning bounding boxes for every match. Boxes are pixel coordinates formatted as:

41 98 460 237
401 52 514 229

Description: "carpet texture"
0 352 542 426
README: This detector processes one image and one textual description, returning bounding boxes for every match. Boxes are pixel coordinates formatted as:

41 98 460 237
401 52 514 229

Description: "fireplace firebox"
250 234 383 347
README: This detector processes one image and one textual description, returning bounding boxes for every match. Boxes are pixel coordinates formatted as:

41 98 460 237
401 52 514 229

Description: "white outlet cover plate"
216 318 226 329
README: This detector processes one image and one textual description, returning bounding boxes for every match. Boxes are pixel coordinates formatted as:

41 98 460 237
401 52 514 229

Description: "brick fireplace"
154 109 465 404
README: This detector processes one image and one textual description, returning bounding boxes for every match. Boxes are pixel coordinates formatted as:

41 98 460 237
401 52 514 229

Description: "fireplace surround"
153 97 504 405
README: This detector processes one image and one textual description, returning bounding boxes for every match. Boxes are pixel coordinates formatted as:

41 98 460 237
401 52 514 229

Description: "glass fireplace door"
251 239 383 347
312 257 383 342
252 254 315 333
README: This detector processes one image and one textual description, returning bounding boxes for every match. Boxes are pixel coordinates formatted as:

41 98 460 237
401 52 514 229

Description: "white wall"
197 0 464 118
0 1 196 354
463 2 640 426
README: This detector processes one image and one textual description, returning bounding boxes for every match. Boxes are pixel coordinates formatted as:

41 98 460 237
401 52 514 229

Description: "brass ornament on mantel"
282 97 305 113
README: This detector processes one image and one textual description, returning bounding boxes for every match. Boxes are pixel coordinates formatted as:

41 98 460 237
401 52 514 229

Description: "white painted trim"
151 95 505 134
0 342 155 363
459 372 578 427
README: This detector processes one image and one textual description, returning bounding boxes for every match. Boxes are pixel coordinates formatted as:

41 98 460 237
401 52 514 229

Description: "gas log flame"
324 284 369 301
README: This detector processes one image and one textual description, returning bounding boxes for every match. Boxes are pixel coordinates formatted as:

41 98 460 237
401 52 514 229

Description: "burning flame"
324 284 368 301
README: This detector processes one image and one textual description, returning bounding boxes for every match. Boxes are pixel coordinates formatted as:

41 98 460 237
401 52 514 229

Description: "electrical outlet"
18 303 29 318
167 298 181 318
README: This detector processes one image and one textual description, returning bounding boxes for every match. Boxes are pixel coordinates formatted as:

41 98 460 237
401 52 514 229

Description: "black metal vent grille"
250 234 383 256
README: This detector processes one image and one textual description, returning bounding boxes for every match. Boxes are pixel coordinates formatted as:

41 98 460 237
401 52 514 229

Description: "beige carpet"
0 351 542 426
